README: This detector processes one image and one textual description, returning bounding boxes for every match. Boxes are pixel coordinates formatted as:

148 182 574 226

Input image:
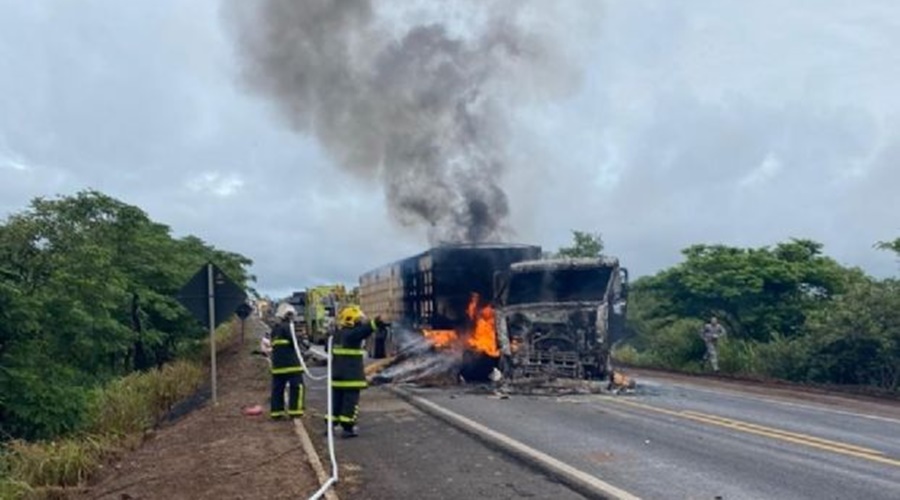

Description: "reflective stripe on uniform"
290 385 305 413
270 411 286 417
331 380 367 388
324 415 355 423
332 347 365 356
271 366 303 374
272 339 291 346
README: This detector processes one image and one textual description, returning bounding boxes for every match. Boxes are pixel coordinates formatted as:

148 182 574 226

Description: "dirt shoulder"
76 319 320 500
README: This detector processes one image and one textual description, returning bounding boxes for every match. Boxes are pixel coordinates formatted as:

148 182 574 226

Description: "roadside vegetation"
0 191 253 497
614 238 900 393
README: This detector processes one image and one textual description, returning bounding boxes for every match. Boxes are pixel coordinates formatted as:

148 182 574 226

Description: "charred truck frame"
359 244 628 381
494 257 628 380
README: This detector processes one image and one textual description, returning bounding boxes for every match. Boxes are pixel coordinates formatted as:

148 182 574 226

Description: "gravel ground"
76 317 320 500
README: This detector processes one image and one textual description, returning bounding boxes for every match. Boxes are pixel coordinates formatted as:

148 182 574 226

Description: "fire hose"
286 322 338 500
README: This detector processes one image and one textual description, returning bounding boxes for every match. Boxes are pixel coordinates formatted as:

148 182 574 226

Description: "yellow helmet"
338 305 365 328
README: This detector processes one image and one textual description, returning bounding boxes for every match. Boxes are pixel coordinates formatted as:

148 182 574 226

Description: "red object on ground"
242 405 264 416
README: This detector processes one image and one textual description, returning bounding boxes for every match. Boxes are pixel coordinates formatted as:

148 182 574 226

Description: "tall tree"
556 230 604 258
0 190 254 440
637 239 848 340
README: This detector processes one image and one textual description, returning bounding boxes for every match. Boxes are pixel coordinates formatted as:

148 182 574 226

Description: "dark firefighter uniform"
269 319 304 419
329 306 385 436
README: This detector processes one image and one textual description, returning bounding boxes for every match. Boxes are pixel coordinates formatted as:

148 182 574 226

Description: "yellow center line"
609 398 900 468
679 410 883 456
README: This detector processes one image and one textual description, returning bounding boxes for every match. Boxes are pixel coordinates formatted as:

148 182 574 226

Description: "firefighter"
328 305 386 437
269 303 305 419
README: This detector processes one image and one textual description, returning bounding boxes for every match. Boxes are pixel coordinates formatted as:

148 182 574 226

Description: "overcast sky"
1 0 898 298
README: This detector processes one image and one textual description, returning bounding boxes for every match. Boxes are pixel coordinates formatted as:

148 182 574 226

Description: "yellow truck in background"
305 284 358 344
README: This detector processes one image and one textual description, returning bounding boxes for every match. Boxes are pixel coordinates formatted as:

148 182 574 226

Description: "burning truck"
359 244 628 384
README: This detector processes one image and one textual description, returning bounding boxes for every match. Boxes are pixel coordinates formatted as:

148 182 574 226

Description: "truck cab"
493 257 628 380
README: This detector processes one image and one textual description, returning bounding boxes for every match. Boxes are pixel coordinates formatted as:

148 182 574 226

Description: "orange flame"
420 292 499 358
423 329 458 348
465 293 500 358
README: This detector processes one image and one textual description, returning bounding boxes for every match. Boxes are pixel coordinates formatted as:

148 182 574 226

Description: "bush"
715 338 756 375
751 333 812 382
85 360 203 438
2 436 108 489
0 358 93 442
0 477 32 500
656 319 706 368
611 344 644 366
0 359 204 497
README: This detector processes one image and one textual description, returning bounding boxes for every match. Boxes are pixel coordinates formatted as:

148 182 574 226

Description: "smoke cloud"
227 0 578 243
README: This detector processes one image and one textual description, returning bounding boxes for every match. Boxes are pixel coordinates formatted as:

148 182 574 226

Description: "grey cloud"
513 0 900 278
1 0 899 301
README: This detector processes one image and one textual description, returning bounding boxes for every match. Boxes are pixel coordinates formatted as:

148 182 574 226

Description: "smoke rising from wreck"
228 0 578 243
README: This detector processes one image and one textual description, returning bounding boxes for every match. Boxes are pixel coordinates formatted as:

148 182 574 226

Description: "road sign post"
176 262 247 407
236 303 253 344
207 263 217 405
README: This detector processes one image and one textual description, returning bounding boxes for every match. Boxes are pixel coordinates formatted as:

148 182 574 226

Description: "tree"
620 237 900 390
803 278 900 389
635 239 848 341
0 190 254 440
876 238 900 261
556 230 604 258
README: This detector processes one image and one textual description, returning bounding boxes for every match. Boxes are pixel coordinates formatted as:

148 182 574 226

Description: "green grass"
0 328 225 499
2 436 107 489
85 360 204 438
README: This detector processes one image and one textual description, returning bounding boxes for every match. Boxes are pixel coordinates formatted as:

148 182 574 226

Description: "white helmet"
275 303 296 320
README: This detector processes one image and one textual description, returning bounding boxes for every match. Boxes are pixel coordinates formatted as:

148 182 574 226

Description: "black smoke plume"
228 0 576 243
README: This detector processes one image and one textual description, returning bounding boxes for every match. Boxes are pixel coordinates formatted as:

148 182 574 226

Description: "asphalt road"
302 365 588 500
406 375 900 500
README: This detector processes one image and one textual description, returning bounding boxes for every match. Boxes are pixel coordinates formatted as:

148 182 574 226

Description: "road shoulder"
77 333 321 499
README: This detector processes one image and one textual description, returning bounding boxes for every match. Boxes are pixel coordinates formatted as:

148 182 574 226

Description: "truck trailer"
359 244 541 359
359 244 628 381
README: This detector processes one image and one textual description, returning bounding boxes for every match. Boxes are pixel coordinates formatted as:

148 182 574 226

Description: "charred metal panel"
497 257 627 380
359 244 541 357
426 244 541 329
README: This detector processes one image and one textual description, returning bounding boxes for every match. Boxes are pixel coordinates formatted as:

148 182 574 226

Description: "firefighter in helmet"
269 303 305 419
328 305 387 437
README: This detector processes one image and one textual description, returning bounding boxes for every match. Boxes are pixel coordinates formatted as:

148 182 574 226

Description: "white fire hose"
289 322 327 381
287 322 338 500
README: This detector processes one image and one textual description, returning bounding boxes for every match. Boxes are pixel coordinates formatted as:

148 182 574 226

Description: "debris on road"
241 404 264 416
607 370 637 394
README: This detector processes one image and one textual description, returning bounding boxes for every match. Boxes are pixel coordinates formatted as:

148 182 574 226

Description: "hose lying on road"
288 322 338 500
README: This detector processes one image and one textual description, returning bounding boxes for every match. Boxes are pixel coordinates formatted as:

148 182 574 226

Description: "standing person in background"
700 316 726 372
269 303 305 419
328 305 387 437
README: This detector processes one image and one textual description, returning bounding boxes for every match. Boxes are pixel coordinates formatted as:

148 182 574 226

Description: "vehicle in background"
305 284 353 344
285 290 308 334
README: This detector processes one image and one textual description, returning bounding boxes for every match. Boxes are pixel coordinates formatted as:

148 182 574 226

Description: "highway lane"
406 376 900 499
